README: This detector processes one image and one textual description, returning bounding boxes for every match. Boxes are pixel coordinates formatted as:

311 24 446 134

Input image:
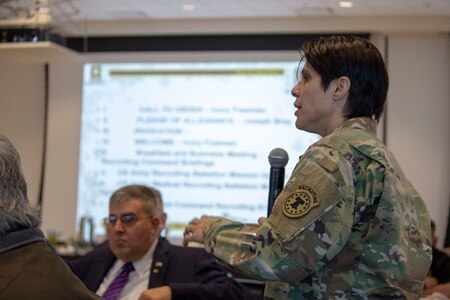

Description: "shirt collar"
116 238 158 276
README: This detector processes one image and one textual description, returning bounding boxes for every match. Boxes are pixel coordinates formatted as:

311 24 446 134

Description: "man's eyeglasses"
103 214 150 227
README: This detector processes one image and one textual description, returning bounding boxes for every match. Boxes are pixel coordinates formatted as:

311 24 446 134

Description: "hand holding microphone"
267 148 289 216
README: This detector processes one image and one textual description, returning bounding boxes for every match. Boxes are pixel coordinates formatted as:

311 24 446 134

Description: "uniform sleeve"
203 147 355 282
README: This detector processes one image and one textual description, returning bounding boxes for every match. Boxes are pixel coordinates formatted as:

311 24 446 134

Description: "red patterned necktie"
102 262 135 300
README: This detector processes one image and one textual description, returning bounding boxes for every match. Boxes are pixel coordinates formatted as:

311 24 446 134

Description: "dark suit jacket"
69 238 253 300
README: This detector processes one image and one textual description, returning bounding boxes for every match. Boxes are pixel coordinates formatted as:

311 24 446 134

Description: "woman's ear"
333 76 351 101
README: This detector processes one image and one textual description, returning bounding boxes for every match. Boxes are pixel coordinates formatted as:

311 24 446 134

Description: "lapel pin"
153 261 163 273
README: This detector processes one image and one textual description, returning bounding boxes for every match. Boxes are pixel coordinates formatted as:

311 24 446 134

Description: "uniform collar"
333 117 377 135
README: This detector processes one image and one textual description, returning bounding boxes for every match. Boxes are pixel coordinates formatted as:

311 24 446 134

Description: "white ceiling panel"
0 0 449 35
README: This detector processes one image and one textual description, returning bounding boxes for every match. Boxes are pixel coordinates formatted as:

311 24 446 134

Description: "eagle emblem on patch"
282 185 320 218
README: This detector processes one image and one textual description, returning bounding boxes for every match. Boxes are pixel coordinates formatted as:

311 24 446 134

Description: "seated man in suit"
69 184 253 300
0 134 101 299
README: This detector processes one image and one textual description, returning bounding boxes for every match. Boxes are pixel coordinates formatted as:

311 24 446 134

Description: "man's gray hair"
109 185 163 217
0 134 40 236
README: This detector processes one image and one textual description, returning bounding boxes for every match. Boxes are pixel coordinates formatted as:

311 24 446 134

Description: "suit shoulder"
167 242 209 256
68 241 114 271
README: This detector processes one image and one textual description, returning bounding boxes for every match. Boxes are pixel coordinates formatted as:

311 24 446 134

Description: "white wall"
1 32 449 247
0 63 45 206
387 34 450 246
40 62 83 240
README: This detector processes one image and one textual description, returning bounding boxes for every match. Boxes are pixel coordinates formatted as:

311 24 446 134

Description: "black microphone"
267 148 289 216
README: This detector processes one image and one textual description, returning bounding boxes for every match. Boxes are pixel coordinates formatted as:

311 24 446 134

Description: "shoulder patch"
282 185 320 218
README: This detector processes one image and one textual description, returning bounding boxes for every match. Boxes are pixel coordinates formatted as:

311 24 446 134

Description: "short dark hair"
0 134 40 236
299 36 389 122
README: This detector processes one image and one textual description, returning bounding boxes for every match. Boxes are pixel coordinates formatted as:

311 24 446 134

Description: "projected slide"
77 61 318 239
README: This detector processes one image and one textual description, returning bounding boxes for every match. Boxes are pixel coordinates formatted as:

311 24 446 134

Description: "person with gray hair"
0 135 40 235
0 134 101 299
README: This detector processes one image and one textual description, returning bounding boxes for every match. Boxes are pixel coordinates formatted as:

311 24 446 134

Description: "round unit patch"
282 185 320 218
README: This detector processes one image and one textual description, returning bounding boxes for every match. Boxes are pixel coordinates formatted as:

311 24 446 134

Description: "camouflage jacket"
203 117 432 299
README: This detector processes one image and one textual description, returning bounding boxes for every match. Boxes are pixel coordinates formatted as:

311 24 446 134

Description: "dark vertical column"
382 36 389 145
38 63 49 212
445 197 450 247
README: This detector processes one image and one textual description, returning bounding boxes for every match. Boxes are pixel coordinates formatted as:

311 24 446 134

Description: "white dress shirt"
96 239 158 300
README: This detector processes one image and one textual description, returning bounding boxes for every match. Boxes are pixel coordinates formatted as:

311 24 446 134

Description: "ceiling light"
339 1 354 8
182 4 195 11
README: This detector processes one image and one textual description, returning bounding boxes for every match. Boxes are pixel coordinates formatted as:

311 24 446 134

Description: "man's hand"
422 282 450 297
183 216 209 246
138 286 172 300
424 275 439 289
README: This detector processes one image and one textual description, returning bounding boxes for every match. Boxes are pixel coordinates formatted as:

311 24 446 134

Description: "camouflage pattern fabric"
203 117 432 300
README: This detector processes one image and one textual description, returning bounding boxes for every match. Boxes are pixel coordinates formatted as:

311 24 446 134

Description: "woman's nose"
291 82 301 97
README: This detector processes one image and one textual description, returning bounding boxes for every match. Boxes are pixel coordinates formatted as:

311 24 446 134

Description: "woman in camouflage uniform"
184 36 432 300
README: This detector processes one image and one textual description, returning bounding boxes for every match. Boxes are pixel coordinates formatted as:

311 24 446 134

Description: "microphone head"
268 148 289 168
